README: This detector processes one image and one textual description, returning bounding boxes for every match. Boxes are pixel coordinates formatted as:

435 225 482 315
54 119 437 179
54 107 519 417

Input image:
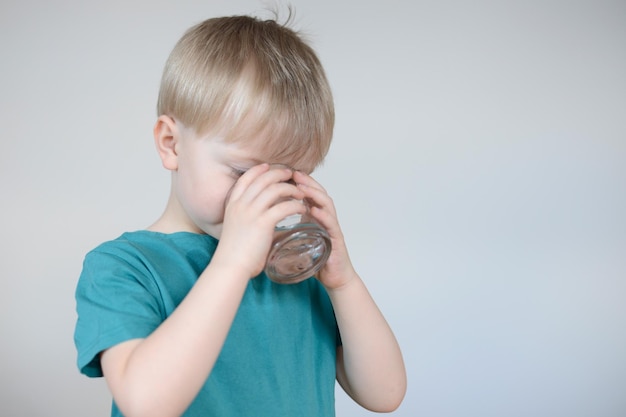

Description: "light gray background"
1 0 625 416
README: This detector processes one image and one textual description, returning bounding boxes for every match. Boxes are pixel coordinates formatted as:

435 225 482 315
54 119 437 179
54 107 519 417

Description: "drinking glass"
264 191 332 284
257 164 330 284
225 164 332 284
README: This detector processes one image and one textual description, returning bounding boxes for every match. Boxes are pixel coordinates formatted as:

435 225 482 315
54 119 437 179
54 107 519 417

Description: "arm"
294 171 407 412
331 274 407 412
101 165 306 417
101 262 249 417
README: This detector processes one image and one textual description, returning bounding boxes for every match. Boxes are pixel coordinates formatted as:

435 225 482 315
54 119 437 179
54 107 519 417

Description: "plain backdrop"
1 0 625 416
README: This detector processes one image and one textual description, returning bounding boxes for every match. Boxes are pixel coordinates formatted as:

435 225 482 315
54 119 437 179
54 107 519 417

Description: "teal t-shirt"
74 231 338 417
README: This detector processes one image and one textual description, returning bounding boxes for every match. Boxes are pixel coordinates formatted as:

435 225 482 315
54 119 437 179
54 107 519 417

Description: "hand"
292 171 357 289
213 164 307 279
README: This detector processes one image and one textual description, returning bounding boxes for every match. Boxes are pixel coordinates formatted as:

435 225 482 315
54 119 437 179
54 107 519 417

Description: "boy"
74 13 406 417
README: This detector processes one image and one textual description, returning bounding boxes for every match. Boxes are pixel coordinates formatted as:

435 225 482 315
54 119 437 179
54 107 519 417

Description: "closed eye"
231 167 248 178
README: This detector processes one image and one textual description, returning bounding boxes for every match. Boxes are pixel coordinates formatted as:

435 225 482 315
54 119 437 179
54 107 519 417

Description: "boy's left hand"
292 171 357 290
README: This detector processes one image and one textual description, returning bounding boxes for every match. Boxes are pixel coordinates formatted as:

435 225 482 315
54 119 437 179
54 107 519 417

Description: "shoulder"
88 230 182 256
84 231 218 267
78 231 178 292
81 232 159 276
78 231 219 295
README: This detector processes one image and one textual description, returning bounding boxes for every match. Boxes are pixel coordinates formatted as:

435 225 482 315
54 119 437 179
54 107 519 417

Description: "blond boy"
75 14 406 417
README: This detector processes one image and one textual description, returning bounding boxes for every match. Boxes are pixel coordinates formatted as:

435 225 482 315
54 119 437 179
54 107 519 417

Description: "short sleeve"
74 247 165 377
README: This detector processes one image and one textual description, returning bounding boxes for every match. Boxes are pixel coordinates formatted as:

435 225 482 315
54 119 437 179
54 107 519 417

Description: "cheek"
188 177 232 221
174 168 213 212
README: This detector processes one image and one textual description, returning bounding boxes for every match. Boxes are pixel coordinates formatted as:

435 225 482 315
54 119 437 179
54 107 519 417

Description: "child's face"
171 132 270 238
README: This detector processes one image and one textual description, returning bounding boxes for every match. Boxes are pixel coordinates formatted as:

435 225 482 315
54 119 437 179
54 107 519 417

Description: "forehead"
193 92 325 174
210 132 314 173
219 141 265 165
232 147 305 173
209 136 282 166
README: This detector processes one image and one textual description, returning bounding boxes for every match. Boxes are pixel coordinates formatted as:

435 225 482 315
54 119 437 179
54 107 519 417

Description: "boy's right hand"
212 164 307 279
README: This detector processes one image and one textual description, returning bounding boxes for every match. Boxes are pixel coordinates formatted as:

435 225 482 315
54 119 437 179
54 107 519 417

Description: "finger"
242 167 300 204
266 198 308 223
296 180 335 212
292 170 328 193
250 181 306 212
229 164 295 205
226 163 270 204
229 167 306 224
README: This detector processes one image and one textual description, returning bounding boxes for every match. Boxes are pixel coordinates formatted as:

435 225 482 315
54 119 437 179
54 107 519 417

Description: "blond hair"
157 14 334 172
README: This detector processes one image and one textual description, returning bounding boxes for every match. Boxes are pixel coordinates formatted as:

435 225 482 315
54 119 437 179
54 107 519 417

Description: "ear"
153 115 180 171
